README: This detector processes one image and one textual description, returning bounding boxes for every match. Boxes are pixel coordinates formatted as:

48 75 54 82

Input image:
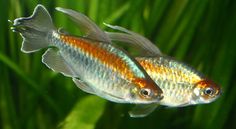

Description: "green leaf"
60 96 106 129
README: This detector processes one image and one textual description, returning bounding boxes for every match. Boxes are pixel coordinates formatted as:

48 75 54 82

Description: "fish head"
192 79 221 104
129 78 164 103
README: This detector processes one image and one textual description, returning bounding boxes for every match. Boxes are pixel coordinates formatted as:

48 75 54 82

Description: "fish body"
12 5 163 104
136 56 220 107
105 24 221 117
50 32 161 103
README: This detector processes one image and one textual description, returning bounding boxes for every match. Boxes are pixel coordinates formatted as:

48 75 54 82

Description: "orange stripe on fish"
60 34 143 85
59 35 161 94
137 59 201 84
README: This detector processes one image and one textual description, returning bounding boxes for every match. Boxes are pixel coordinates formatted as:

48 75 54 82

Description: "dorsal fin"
56 7 111 43
104 23 162 56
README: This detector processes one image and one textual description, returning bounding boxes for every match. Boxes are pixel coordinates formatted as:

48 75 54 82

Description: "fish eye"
204 87 214 96
140 88 152 98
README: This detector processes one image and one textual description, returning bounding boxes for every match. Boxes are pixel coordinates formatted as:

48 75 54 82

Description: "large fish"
11 5 163 104
105 24 221 117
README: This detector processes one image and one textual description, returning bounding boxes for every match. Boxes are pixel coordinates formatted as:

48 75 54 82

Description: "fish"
105 24 222 117
11 5 164 104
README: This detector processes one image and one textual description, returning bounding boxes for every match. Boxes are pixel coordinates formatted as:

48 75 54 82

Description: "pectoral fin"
42 48 77 77
73 78 95 94
129 104 158 117
104 23 162 56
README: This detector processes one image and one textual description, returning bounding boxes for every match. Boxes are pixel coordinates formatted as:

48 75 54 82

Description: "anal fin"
42 48 76 77
129 104 158 117
73 78 95 94
73 78 125 102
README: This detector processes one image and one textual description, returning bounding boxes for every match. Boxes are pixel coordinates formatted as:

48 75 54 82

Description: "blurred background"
0 0 236 129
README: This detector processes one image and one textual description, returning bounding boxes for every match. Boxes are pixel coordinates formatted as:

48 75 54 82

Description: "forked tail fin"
12 4 55 53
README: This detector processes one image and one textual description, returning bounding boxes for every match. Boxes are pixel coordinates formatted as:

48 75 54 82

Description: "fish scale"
51 32 143 101
104 24 221 117
136 56 202 106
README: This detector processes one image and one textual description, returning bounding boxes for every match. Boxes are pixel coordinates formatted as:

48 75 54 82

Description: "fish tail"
12 4 55 53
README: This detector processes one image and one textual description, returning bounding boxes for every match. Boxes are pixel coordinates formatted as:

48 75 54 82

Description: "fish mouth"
203 93 221 104
216 87 223 96
214 91 222 100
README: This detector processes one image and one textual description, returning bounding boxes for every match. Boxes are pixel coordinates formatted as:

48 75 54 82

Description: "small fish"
105 24 221 117
11 5 164 104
